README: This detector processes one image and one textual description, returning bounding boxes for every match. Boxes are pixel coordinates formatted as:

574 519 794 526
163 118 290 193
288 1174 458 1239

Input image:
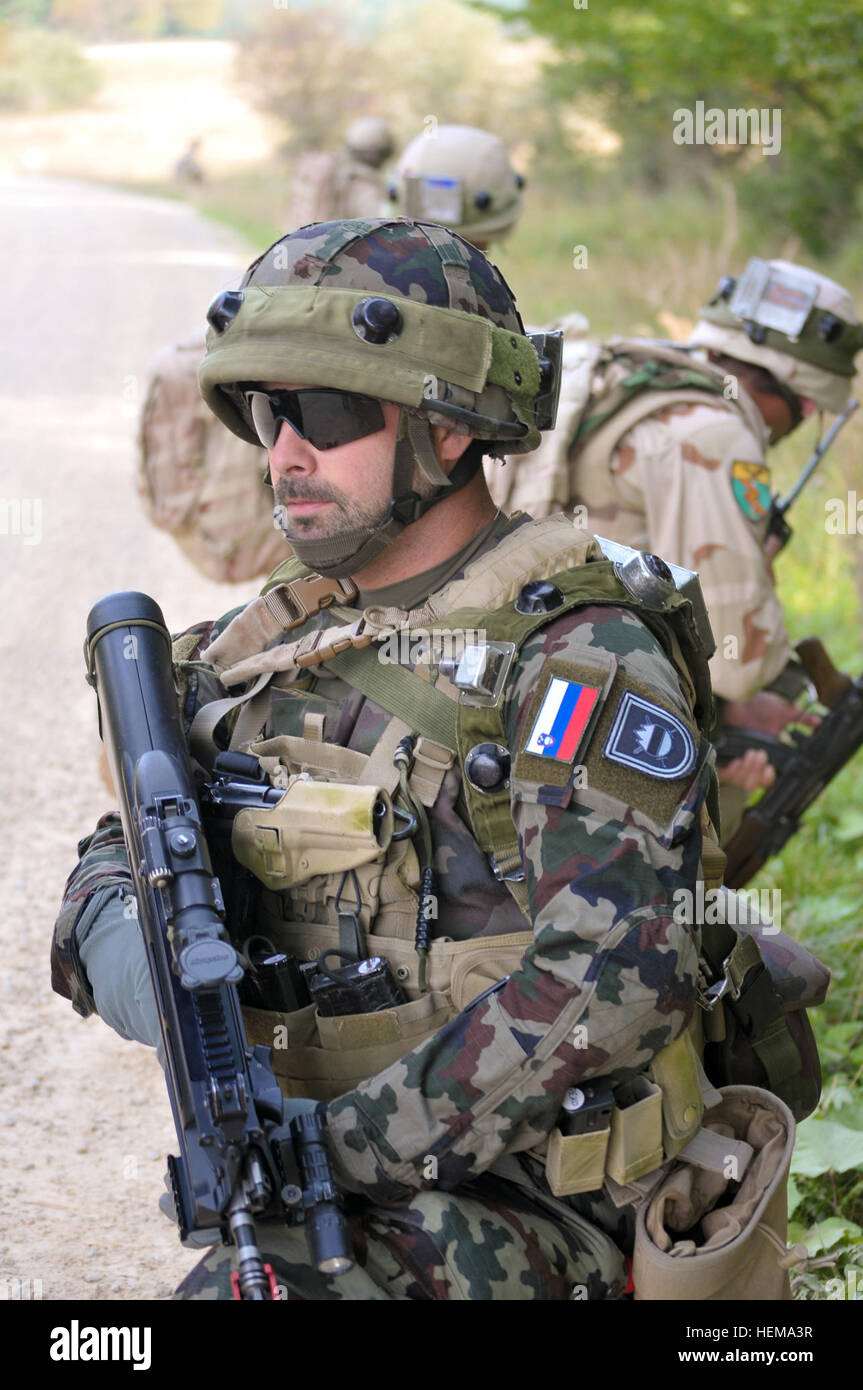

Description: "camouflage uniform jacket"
52 514 714 1205
566 392 792 704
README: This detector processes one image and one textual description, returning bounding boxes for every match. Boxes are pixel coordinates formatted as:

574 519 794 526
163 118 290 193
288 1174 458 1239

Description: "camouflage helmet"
690 258 863 414
199 218 558 576
390 125 524 246
345 116 394 167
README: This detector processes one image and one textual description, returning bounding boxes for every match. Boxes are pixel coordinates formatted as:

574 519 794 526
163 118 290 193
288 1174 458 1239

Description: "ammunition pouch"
544 1026 709 1199
244 990 455 1101
542 911 826 1203
242 925 534 1100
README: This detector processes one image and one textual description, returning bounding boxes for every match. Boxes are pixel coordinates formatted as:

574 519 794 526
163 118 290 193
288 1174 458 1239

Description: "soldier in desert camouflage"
491 260 863 831
284 116 395 230
388 123 524 251
136 334 286 583
53 221 822 1300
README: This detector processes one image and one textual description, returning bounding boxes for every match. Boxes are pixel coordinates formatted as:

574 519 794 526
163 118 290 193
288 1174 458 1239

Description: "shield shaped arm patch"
603 690 696 780
730 459 771 522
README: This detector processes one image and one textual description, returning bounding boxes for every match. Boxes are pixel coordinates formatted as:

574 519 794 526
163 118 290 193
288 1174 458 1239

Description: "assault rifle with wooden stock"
720 638 863 888
717 401 862 886
85 590 353 1299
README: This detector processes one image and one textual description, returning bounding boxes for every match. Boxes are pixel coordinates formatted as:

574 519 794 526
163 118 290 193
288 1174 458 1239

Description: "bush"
0 23 102 112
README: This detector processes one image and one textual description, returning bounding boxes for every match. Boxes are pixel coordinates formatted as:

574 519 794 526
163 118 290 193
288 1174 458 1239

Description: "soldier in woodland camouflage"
53 221 822 1300
137 124 521 587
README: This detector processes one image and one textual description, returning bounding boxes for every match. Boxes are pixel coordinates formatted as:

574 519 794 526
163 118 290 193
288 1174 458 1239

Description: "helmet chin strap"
284 411 482 579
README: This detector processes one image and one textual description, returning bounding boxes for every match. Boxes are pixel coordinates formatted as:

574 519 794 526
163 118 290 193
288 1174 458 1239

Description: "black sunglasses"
243 388 386 451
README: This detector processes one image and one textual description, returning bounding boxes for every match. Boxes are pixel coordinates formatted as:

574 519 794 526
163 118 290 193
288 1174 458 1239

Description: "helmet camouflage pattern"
691 257 863 414
199 217 546 455
199 218 558 576
390 125 524 245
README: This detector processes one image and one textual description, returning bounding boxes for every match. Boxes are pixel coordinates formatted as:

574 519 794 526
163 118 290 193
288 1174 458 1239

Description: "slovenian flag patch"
525 677 600 762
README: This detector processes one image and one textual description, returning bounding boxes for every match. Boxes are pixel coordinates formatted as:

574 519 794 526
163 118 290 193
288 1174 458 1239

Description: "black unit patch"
603 691 696 780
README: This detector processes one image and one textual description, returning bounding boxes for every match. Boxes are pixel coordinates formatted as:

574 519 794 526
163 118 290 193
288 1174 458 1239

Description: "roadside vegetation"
0 20 100 109
3 0 861 1299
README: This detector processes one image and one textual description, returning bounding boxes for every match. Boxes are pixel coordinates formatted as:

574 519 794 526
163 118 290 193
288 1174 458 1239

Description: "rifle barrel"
775 399 859 516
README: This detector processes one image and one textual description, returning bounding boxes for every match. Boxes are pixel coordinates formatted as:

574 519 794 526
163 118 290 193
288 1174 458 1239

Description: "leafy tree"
234 4 373 154
477 0 863 253
371 0 547 154
237 0 553 163
0 0 54 23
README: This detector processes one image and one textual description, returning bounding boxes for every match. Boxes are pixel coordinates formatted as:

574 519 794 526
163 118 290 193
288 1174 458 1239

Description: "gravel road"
0 175 262 1301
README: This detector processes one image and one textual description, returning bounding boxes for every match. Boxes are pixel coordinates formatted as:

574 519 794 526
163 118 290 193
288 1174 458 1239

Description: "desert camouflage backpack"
136 332 287 583
490 328 734 517
285 150 387 230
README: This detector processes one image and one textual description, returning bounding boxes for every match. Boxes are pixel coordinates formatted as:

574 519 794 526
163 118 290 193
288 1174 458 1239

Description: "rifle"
85 590 353 1299
720 638 863 888
766 399 859 552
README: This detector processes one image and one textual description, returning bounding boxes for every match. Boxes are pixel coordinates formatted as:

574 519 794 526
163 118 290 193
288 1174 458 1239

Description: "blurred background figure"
172 137 205 185
389 123 524 251
136 331 285 584
285 116 395 228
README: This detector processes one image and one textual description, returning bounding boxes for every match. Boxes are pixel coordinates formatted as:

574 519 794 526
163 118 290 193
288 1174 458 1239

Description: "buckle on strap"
490 851 525 884
696 933 763 1012
264 575 358 632
696 959 737 1011
294 617 375 670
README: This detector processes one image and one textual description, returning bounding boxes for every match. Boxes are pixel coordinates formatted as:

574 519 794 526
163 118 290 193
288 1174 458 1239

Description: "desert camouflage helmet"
390 125 524 245
690 257 863 414
345 116 394 166
199 218 559 576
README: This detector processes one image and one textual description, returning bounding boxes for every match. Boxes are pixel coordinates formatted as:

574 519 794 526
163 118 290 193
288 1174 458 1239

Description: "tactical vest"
178 515 821 1197
492 338 766 521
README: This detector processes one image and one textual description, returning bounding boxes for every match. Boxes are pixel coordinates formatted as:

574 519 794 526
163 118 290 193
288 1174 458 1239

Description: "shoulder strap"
324 646 458 750
573 341 767 468
577 340 730 444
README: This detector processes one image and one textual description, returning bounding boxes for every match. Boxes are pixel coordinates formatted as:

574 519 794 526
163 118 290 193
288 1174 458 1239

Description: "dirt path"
0 175 262 1301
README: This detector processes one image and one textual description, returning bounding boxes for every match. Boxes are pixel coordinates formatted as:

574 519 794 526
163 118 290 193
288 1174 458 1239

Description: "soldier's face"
266 391 419 541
